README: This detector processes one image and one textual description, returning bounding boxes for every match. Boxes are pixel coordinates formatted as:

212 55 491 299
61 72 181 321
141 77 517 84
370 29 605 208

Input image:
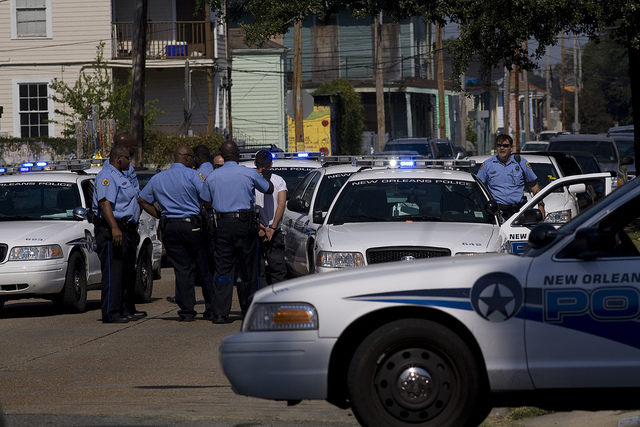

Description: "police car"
282 157 363 276
313 157 504 273
239 152 322 200
0 161 162 313
221 173 640 427
0 163 101 313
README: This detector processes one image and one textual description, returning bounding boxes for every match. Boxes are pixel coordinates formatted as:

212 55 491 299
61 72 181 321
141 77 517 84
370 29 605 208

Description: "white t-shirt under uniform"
255 173 287 228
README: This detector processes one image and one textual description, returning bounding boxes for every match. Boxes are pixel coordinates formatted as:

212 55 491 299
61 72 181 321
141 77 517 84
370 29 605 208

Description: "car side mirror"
515 208 543 226
287 198 308 213
312 210 325 224
74 206 88 221
621 156 634 166
485 200 499 216
528 223 558 249
568 183 586 195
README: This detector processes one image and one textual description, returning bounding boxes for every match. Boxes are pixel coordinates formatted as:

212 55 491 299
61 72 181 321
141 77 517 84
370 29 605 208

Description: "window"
12 0 52 39
18 83 50 138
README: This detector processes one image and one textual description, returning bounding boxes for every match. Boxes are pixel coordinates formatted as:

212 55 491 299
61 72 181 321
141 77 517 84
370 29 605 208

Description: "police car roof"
322 163 363 174
0 170 85 183
346 166 476 183
239 159 322 168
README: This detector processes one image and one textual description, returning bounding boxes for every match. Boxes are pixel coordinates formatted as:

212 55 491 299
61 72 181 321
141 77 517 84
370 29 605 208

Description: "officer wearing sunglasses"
476 134 544 220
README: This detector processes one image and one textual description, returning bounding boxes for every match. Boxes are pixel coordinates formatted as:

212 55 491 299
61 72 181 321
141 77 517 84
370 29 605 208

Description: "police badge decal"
470 272 523 322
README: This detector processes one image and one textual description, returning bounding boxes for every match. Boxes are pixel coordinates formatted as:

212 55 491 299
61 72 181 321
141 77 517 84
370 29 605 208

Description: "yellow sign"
288 106 331 155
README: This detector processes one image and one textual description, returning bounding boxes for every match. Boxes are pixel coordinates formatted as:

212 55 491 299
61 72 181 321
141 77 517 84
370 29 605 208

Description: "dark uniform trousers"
95 221 139 321
261 229 287 285
162 219 214 318
213 214 261 318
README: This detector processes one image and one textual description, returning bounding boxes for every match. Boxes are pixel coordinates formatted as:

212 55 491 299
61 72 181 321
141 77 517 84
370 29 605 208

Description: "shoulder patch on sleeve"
199 172 205 181
526 162 531 168
480 163 484 169
102 178 110 186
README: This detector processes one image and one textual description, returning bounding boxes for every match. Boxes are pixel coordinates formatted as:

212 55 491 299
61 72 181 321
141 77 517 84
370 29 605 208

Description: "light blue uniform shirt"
103 159 139 191
139 163 210 218
476 154 538 205
93 163 141 223
203 161 270 212
197 162 215 181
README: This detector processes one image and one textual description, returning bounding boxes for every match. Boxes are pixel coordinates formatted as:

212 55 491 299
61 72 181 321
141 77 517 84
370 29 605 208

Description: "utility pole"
225 2 232 141
514 64 520 150
504 68 510 135
436 22 446 139
545 49 551 130
130 0 147 165
294 21 304 151
184 59 191 135
375 13 386 152
561 31 567 131
573 34 580 133
460 72 466 150
524 42 530 142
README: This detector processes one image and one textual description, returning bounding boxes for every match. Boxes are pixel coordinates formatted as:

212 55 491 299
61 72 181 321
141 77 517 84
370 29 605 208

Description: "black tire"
57 252 87 312
306 241 315 274
135 245 153 303
0 298 5 315
347 319 486 427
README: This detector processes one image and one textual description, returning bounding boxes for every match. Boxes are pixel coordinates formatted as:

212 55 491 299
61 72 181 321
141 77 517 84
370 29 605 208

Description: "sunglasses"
496 144 512 148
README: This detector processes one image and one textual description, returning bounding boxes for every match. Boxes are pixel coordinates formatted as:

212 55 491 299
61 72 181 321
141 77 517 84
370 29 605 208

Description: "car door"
80 178 102 284
283 171 321 275
525 190 640 388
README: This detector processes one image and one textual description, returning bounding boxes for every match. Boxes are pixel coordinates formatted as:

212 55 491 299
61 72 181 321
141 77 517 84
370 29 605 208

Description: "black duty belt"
215 211 252 220
165 217 192 223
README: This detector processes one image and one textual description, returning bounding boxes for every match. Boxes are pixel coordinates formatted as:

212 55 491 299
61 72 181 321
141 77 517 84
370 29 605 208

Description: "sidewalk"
487 408 640 427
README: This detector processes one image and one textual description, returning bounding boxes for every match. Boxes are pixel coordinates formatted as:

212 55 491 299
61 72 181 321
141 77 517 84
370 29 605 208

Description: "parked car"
382 137 457 159
521 141 550 152
548 134 632 187
221 168 640 427
313 158 503 273
609 133 635 179
538 130 569 141
283 160 362 276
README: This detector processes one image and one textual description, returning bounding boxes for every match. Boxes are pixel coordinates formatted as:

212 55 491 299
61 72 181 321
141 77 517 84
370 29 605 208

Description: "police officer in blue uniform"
192 144 216 319
203 141 273 324
138 144 214 322
93 144 145 323
477 134 545 219
103 133 139 190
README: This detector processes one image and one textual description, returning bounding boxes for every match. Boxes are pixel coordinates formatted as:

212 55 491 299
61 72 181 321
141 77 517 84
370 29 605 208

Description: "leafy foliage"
144 131 224 167
312 79 365 155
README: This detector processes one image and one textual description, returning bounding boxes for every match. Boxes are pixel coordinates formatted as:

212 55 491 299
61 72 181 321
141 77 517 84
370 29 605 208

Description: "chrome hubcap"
397 366 432 404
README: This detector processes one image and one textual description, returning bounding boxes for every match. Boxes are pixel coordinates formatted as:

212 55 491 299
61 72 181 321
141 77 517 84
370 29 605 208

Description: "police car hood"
326 222 498 254
0 220 78 244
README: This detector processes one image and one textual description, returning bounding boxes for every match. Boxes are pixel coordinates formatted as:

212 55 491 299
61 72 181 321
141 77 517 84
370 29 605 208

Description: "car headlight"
316 251 365 268
544 209 571 223
247 303 318 331
9 245 63 260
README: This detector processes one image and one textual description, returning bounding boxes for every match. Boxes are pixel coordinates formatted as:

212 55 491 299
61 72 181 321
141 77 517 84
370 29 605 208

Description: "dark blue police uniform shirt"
93 163 141 223
203 161 270 212
476 154 538 205
139 162 210 218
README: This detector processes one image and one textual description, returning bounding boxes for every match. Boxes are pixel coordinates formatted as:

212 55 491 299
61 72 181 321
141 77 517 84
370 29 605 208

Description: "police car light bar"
355 156 476 170
274 152 324 160
321 156 363 166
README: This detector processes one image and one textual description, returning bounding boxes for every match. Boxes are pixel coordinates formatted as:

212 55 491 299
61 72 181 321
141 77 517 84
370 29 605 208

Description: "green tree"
313 79 366 155
50 42 162 139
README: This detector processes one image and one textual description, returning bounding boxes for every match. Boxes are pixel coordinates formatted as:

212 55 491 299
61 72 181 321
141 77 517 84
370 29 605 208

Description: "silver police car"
221 173 640 426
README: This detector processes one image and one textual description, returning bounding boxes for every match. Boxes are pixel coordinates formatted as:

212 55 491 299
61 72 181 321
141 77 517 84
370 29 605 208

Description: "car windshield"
613 138 634 158
271 167 318 199
383 143 432 157
522 143 548 151
314 172 354 212
0 182 80 220
549 140 617 163
328 178 493 225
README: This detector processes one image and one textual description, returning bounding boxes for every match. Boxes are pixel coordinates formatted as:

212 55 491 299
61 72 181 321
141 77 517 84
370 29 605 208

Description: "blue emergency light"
36 161 48 167
399 160 416 168
0 168 6 174
21 162 34 167
19 166 31 172
296 152 310 158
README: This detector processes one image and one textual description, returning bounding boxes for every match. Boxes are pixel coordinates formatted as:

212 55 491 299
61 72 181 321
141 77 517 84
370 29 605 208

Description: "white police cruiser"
239 152 322 200
313 157 503 272
221 173 640 427
282 156 363 276
0 162 101 313
0 160 162 313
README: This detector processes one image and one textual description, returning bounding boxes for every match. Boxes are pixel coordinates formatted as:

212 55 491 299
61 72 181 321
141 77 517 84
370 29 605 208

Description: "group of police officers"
93 134 286 324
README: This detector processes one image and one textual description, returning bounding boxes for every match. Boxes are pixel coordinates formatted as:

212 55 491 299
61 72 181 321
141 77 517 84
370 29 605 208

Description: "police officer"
93 144 145 323
192 144 216 320
138 144 214 322
254 150 288 284
477 134 545 219
103 133 139 190
203 141 273 324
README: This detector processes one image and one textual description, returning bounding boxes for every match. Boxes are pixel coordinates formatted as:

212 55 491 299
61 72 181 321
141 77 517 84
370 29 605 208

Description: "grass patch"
480 407 553 426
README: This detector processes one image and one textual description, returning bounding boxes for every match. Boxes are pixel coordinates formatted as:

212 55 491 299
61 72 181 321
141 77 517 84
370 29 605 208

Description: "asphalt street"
1 268 640 427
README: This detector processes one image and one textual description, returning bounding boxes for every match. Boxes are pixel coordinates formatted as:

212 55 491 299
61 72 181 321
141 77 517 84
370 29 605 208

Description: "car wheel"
57 252 87 312
0 298 5 314
306 242 315 274
347 319 486 427
135 245 153 303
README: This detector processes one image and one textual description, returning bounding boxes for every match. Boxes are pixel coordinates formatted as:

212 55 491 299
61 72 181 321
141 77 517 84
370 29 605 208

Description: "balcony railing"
112 21 210 59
